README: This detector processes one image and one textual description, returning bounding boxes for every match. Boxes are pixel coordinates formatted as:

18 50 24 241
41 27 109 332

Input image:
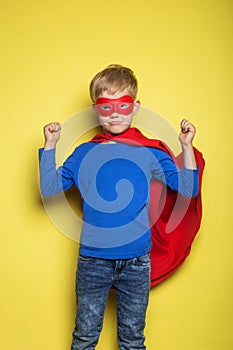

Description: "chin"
107 125 130 134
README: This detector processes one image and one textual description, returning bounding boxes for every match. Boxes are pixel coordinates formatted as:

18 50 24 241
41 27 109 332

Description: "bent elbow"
40 187 56 197
181 183 199 198
40 182 61 197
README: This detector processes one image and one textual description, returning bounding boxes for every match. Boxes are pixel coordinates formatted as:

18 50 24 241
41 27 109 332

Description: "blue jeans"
71 253 151 350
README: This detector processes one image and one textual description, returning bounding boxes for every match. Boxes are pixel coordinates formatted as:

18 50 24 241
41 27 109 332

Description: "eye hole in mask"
95 95 135 117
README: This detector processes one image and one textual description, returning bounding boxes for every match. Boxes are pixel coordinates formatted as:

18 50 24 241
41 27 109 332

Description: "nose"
110 112 118 118
109 104 118 117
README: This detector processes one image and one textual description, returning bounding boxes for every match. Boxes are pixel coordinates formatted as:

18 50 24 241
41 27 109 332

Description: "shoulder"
64 142 97 165
145 146 177 169
146 146 171 159
72 142 97 155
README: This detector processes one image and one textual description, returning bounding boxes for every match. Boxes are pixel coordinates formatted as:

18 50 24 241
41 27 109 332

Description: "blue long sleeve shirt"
39 142 199 259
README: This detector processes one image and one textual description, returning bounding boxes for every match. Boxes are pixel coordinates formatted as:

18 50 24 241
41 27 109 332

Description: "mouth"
109 120 123 125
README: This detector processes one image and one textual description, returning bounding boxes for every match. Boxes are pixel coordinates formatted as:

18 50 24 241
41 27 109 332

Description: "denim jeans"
71 253 151 350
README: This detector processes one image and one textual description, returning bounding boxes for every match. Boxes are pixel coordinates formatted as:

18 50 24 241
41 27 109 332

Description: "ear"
133 100 140 116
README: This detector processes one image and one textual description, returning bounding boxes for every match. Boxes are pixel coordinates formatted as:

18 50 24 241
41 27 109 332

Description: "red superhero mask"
94 95 135 117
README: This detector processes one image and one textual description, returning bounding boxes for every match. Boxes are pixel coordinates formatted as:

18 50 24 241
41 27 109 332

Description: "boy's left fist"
179 119 196 146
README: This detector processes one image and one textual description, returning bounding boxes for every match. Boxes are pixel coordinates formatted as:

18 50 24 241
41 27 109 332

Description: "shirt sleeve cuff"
38 148 56 161
183 165 200 173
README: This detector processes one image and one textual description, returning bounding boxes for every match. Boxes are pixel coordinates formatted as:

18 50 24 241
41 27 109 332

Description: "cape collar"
90 127 173 157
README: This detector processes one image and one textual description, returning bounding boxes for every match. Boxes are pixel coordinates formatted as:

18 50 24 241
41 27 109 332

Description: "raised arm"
39 122 74 197
151 120 199 197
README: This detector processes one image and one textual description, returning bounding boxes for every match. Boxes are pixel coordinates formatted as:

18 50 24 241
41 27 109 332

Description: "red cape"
90 127 205 287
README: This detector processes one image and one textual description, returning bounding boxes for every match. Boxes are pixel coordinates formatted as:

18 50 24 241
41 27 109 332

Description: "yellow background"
0 0 232 349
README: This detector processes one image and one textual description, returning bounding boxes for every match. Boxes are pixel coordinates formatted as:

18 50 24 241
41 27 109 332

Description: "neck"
103 127 133 137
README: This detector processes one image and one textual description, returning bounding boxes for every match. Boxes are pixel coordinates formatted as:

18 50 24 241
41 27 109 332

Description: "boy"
39 65 200 350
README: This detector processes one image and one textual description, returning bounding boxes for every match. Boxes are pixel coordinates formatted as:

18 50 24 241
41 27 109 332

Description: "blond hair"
90 64 138 102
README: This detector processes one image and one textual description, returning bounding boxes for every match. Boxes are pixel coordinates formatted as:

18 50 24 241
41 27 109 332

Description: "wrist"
181 143 197 170
44 141 57 150
180 141 193 150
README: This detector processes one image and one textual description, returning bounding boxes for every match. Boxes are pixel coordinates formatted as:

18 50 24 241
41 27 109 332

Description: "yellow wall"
1 1 232 349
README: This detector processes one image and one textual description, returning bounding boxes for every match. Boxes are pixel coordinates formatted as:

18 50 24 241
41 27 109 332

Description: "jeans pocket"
134 253 150 267
79 254 96 262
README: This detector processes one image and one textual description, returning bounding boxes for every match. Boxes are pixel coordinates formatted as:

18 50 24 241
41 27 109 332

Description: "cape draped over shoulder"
90 127 205 287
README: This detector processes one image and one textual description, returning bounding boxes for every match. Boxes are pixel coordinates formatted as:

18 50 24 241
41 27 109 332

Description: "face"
94 91 140 134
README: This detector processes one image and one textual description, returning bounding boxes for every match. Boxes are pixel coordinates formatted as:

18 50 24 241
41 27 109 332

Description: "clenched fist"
43 122 61 150
179 119 196 147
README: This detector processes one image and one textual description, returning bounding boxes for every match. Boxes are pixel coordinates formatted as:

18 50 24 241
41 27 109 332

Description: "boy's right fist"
43 122 61 149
